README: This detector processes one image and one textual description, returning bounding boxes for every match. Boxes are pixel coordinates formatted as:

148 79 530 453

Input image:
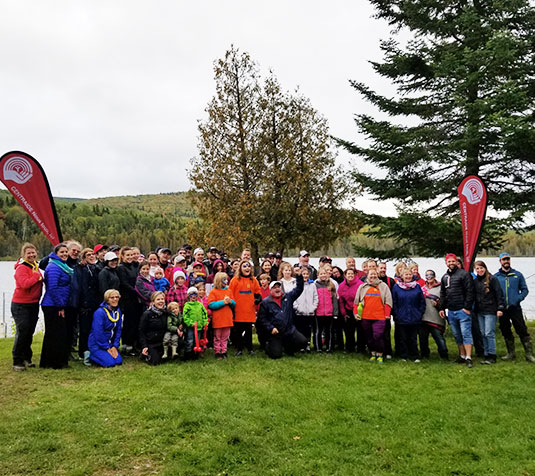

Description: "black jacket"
474 274 505 314
117 262 139 303
98 266 121 299
71 263 100 310
439 267 475 312
138 307 167 348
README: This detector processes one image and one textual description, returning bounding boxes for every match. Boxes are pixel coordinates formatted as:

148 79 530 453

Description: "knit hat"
187 286 198 296
173 271 186 282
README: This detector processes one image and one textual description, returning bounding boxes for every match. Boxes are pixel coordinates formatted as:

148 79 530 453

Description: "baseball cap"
269 280 283 289
93 244 108 254
499 252 511 259
104 251 118 262
299 250 310 257
208 246 218 252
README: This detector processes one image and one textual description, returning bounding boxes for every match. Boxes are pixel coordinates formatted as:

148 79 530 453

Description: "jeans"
419 323 448 359
477 313 497 356
447 309 473 346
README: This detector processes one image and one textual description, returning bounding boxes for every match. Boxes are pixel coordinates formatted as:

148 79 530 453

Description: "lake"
1 257 534 338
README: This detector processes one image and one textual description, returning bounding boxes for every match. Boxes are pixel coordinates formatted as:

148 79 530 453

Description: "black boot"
521 336 535 363
501 338 516 361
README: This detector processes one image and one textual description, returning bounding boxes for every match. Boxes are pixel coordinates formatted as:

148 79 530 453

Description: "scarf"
397 281 418 290
50 258 74 277
149 305 165 316
22 259 40 273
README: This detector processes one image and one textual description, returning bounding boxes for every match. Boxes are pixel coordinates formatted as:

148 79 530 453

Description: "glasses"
242 263 251 268
425 274 435 279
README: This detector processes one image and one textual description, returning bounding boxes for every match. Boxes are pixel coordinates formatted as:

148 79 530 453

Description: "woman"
277 262 296 294
331 266 345 285
474 260 505 364
229 259 261 356
419 270 449 360
394 262 408 283
40 243 73 369
139 291 168 365
71 248 100 364
11 243 43 371
338 268 363 353
147 252 159 277
135 260 155 309
117 247 142 352
409 263 425 287
354 269 392 364
98 252 120 299
257 259 272 280
88 289 123 367
392 269 426 362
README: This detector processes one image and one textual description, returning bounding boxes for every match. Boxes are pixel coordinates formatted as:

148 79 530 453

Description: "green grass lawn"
2 334 535 476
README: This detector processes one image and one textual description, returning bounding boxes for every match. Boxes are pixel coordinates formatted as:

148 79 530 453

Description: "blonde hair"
119 246 132 263
167 301 180 312
318 266 336 294
20 242 37 259
394 261 407 277
277 262 294 280
80 247 94 262
213 272 228 289
150 291 165 303
104 289 121 302
258 273 271 283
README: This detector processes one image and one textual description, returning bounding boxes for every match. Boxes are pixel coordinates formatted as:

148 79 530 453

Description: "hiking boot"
369 355 376 362
521 336 535 363
162 347 168 359
466 358 473 368
501 338 516 361
376 356 384 364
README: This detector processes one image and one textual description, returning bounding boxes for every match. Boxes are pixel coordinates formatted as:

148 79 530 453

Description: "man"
203 246 218 275
361 260 378 283
271 252 283 282
157 247 172 271
298 250 317 280
182 244 193 266
378 261 395 358
257 268 308 359
439 253 475 368
345 257 356 270
94 244 108 272
495 252 533 362
66 241 81 268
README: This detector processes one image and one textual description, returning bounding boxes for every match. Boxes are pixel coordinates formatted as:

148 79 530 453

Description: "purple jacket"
338 277 363 316
136 275 155 308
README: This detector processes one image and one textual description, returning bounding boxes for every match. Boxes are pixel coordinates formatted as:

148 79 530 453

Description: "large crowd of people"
9 241 532 370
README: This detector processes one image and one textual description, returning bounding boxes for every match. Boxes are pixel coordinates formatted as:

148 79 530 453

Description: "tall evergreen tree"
339 0 535 258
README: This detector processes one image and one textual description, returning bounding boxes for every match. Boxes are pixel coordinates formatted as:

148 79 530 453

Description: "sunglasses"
242 263 251 268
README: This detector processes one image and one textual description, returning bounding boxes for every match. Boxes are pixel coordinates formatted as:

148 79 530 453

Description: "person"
338 268 363 353
207 272 236 359
392 269 426 362
354 268 393 364
278 262 296 293
331 266 344 285
11 243 43 371
153 267 170 293
167 270 188 311
409 262 425 287
71 248 100 364
494 253 533 362
182 287 209 360
439 253 475 368
147 252 159 277
314 266 338 353
135 261 155 309
258 273 271 300
298 250 318 280
157 247 172 272
40 243 73 369
94 244 108 272
293 267 319 353
473 260 505 364
188 262 207 286
378 262 395 358
394 262 407 282
270 252 282 282
162 301 184 360
229 260 261 356
139 291 168 365
257 259 273 280
98 252 121 299
203 246 218 275
257 268 308 359
419 270 449 360
345 257 356 271
206 259 226 293
88 289 123 367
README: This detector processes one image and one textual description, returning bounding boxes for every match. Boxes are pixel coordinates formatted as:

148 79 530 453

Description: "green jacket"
167 311 183 333
182 300 209 328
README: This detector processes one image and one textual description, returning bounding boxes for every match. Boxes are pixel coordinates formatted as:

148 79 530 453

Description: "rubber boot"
83 350 91 367
521 336 535 363
171 346 178 359
162 346 168 359
501 338 516 361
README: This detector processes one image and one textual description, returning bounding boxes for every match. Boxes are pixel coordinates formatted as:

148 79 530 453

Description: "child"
207 272 235 359
258 273 271 301
189 262 206 287
167 271 188 312
293 268 318 352
183 287 209 360
135 260 155 309
314 266 339 353
153 267 170 293
195 282 209 311
162 301 184 359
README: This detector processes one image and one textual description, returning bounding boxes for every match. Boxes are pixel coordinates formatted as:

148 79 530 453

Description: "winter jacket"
474 274 505 314
167 284 188 312
229 275 261 323
182 300 209 328
257 275 304 337
98 266 121 299
205 259 226 285
41 253 72 308
354 281 393 320
88 303 122 351
422 282 444 327
315 280 338 317
153 277 170 293
207 287 236 328
136 275 155 308
12 260 43 304
494 268 529 309
71 263 100 310
439 267 474 312
293 280 319 316
167 311 183 333
139 306 167 348
338 277 363 316
392 284 426 325
117 262 139 304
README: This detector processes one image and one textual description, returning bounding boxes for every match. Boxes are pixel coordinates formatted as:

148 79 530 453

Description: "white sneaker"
414 359 421 363
386 355 392 360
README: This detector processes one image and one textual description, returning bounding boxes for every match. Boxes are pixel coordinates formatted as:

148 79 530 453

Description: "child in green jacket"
183 287 209 359
162 301 184 359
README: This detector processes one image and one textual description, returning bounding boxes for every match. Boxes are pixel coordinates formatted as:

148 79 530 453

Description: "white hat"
173 271 186 282
269 280 283 289
187 286 198 295
104 251 118 262
299 250 310 257
174 255 186 264
193 247 204 255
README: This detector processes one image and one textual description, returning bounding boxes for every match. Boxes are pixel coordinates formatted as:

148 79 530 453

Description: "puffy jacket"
293 280 318 315
392 284 426 325
12 260 43 304
494 268 529 308
41 253 72 308
71 263 100 310
338 278 363 316
439 267 474 312
257 275 304 336
88 303 122 351
139 306 167 348
99 266 120 299
474 274 505 314
315 280 338 317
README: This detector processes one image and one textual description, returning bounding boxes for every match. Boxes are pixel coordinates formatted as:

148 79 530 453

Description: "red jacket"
12 260 43 304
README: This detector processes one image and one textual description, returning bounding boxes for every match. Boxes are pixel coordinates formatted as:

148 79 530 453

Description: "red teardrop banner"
457 175 487 271
0 151 63 246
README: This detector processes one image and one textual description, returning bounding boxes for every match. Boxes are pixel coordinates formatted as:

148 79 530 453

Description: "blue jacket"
41 252 72 308
495 268 529 308
257 275 304 337
392 284 426 325
88 303 122 351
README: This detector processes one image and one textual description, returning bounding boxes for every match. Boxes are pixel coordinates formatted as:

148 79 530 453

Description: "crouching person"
139 291 168 365
88 289 123 367
257 268 308 359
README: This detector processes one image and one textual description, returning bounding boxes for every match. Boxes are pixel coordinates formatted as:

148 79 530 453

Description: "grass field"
2 334 535 476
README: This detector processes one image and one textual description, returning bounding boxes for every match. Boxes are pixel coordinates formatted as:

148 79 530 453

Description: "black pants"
397 324 420 360
78 307 96 357
40 306 71 369
355 319 367 353
11 302 40 366
499 305 530 341
294 314 313 347
343 314 357 352
383 318 393 356
333 316 345 351
121 300 142 349
143 344 164 365
266 330 308 359
233 321 253 351
313 316 334 352
471 314 485 357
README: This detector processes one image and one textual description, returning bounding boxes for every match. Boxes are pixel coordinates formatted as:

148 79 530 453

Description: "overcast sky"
0 0 399 214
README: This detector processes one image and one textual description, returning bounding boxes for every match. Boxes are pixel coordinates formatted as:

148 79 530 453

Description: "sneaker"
386 355 392 360
23 361 36 368
235 351 243 357
376 356 384 364
369 355 376 362
83 351 91 367
453 356 465 364
414 359 421 363
466 358 473 368
249 350 256 357
216 353 224 360
400 359 407 362
13 364 26 371
480 359 491 365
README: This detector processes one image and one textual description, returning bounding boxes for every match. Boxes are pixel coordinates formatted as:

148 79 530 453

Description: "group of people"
9 240 532 370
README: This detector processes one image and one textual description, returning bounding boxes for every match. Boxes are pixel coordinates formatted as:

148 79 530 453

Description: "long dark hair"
474 260 490 293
